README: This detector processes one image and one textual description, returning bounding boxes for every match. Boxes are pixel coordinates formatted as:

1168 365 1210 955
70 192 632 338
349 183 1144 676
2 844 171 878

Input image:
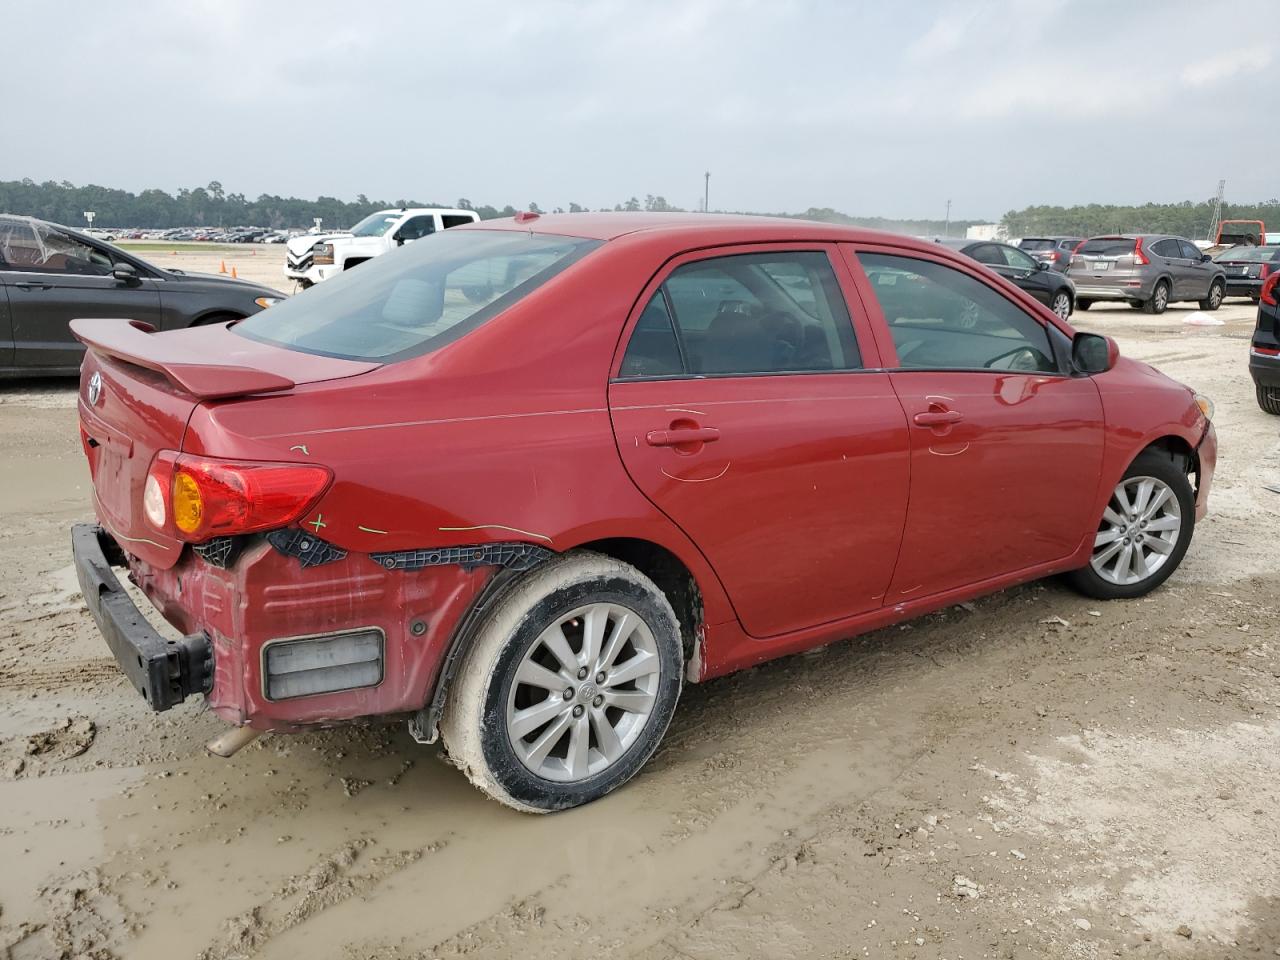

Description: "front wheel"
1199 280 1225 311
1066 450 1195 600
441 552 683 812
1050 290 1072 320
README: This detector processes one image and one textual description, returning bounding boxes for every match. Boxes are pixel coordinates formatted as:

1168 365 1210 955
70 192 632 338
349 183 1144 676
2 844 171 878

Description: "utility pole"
704 171 711 213
944 199 951 237
1208 179 1226 241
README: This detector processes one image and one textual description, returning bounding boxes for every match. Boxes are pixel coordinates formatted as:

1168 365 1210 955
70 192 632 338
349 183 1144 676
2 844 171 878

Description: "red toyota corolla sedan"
71 213 1217 811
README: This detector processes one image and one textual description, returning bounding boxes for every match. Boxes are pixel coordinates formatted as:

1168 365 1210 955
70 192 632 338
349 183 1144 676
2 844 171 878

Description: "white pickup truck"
284 207 480 287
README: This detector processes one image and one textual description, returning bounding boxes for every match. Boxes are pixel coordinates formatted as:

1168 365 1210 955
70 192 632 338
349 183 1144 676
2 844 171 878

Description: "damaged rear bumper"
71 523 213 711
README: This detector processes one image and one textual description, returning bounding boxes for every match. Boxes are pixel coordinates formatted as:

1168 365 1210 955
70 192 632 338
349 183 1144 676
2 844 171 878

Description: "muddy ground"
1 246 1277 959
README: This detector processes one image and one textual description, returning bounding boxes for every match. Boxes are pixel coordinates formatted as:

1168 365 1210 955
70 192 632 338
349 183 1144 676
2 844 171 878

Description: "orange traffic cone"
231 266 238 279
219 260 227 274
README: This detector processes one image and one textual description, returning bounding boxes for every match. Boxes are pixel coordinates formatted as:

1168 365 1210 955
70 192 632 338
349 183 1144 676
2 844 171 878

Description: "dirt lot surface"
1 250 1277 959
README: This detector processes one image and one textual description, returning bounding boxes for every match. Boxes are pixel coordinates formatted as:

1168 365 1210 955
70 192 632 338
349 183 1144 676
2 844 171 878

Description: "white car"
284 208 480 287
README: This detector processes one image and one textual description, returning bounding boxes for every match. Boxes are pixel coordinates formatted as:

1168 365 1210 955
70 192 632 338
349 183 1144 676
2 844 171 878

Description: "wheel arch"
188 309 245 327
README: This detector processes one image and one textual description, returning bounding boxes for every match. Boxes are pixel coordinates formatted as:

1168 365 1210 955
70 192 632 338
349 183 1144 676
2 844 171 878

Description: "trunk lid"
75 319 377 569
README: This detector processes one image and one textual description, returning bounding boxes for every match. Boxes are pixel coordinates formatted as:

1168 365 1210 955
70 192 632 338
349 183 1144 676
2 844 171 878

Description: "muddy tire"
1199 280 1224 311
440 552 683 813
1143 280 1170 315
1258 384 1280 416
1066 449 1195 601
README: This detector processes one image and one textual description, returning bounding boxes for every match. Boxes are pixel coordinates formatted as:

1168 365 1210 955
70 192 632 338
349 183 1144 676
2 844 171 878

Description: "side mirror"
394 232 407 246
112 262 138 283
1035 260 1050 271
1072 332 1119 374
1200 253 1212 263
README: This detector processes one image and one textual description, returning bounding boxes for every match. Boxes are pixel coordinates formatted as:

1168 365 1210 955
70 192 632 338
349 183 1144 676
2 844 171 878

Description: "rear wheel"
1258 383 1280 416
1050 290 1072 320
441 552 683 812
1066 450 1195 600
1075 299 1092 311
1199 280 1224 311
1143 280 1170 315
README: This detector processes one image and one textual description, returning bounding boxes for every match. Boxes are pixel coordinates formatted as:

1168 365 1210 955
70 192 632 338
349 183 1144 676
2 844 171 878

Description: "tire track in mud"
0 657 123 691
196 838 446 960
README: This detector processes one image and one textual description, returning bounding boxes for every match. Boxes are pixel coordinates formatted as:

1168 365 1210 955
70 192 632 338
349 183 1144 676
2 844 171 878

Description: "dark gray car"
0 215 286 376
1066 234 1226 314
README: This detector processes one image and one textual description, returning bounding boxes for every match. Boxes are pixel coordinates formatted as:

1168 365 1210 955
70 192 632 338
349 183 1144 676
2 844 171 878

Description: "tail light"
1260 263 1272 281
1069 240 1086 265
144 452 332 542
1133 237 1150 266
1263 272 1280 307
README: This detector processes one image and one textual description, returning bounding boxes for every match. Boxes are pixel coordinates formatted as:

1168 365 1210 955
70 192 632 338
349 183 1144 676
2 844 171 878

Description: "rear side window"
1150 239 1181 258
236 230 600 361
856 253 1057 373
618 251 861 378
441 215 476 229
1078 238 1136 256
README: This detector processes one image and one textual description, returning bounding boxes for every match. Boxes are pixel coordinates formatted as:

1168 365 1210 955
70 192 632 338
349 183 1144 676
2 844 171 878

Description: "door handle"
913 410 963 427
646 427 721 447
14 282 52 291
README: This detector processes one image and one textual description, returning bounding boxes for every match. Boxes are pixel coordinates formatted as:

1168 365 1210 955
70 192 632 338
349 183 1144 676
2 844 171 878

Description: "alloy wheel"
1154 284 1169 311
1209 284 1223 308
1052 292 1071 320
1090 475 1182 586
506 603 661 782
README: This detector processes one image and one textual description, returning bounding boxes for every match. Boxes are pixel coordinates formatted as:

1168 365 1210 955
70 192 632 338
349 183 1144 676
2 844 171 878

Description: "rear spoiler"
71 318 295 400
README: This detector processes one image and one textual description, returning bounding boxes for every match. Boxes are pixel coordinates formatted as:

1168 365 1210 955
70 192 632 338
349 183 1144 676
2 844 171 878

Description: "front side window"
618 251 861 378
397 216 435 242
236 230 600 361
0 220 111 275
856 253 1057 373
1179 240 1203 260
997 246 1038 271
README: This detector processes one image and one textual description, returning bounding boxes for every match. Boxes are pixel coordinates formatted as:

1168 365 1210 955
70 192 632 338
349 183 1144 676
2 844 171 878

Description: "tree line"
0 178 981 235
1002 199 1280 240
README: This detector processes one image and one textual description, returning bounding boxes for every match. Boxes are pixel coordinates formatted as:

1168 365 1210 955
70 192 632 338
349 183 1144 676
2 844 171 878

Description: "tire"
1258 383 1280 416
1050 290 1072 320
1199 280 1225 311
1075 299 1092 311
1143 280 1170 315
1129 301 1145 310
440 551 683 812
1066 449 1196 601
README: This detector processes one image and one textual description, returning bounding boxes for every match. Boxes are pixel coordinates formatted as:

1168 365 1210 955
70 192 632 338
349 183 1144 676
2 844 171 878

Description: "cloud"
1181 46 1273 87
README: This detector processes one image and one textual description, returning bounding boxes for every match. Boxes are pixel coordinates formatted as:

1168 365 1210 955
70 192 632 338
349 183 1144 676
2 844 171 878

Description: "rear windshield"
236 230 601 361
1078 237 1136 256
1018 239 1056 251
1214 245 1278 262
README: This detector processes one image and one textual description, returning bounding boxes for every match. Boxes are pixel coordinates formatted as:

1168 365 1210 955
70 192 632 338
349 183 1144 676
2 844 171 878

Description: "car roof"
461 211 941 245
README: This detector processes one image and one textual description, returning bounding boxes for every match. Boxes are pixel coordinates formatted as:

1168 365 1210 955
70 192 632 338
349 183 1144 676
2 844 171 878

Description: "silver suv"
1067 234 1226 314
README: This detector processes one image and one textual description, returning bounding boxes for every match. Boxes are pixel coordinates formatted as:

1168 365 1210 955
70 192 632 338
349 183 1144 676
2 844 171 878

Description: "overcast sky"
6 0 1275 219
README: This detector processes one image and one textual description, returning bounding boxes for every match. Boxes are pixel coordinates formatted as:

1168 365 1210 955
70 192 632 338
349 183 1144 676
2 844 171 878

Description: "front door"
0 221 162 370
845 246 1105 602
608 245 911 639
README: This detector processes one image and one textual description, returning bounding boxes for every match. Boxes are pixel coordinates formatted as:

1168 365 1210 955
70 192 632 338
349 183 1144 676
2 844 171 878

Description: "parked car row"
0 215 285 376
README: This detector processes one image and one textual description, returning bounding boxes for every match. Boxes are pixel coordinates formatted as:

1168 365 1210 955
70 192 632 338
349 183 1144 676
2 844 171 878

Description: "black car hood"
159 270 283 296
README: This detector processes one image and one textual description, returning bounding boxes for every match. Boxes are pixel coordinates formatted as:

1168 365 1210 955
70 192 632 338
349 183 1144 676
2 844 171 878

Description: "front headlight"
254 296 282 309
313 243 334 265
1194 393 1215 421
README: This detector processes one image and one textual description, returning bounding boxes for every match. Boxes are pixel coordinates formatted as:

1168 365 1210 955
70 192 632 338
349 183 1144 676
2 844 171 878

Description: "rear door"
991 244 1053 305
843 245 1105 602
608 244 911 638
0 222 161 370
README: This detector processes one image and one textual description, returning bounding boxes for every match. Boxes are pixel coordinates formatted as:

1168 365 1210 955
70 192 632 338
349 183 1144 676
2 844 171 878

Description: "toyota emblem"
87 371 103 406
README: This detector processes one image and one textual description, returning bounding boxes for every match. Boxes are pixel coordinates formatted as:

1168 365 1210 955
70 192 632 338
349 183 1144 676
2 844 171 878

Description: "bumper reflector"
264 628 384 701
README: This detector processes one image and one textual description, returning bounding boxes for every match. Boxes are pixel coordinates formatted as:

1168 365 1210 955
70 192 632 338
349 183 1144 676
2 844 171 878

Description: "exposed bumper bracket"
72 523 214 712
